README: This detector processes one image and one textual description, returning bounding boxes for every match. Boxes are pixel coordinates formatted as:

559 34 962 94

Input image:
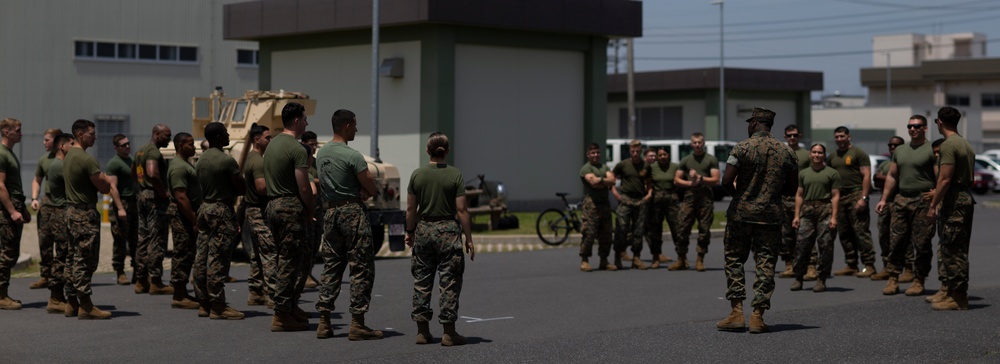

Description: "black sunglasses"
888 143 903 147
906 124 926 129
785 133 800 138
118 142 130 147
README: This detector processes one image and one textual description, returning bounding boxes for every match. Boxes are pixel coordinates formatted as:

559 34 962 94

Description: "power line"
635 38 1000 61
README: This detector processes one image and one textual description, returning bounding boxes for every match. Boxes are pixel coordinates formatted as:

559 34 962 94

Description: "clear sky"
624 0 1000 99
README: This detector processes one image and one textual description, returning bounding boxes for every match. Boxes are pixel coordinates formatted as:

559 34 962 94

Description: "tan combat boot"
441 322 466 347
271 312 309 332
695 254 706 272
656 254 672 263
870 264 890 280
668 257 689 271
198 300 210 318
925 286 948 304
46 289 67 314
77 295 112 320
619 251 632 262
650 260 661 269
247 291 268 306
116 269 130 286
209 302 245 320
317 312 333 339
904 278 925 296
833 265 858 276
415 321 433 345
348 314 384 341
813 279 827 293
0 287 22 310
580 260 593 272
778 261 795 278
148 277 174 295
134 278 150 294
790 279 803 291
882 276 899 295
749 307 768 334
28 277 48 290
855 264 877 278
632 257 649 270
293 305 309 323
899 267 915 283
803 265 818 281
64 296 79 318
171 285 199 310
598 257 618 271
931 285 969 311
304 274 319 289
716 299 745 331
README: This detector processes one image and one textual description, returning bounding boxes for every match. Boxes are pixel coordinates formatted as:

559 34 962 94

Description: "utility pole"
886 53 892 106
370 0 381 162
712 0 725 140
626 38 636 139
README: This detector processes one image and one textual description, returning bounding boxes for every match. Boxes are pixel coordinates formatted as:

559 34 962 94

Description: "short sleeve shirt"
612 159 650 196
316 142 368 203
264 134 308 197
793 148 811 171
106 154 136 197
678 153 719 191
580 163 611 204
134 142 166 189
168 157 202 211
892 141 936 192
799 166 842 201
243 150 266 206
196 148 240 202
828 146 870 190
0 144 24 202
938 134 976 189
650 162 679 191
35 152 56 195
408 163 465 218
46 158 67 207
725 131 797 225
64 147 102 205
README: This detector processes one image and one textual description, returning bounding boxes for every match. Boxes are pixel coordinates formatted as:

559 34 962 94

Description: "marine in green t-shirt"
0 143 24 203
409 163 464 218
134 142 167 191
612 159 651 197
107 154 136 198
891 141 935 193
828 146 871 190
799 166 842 201
263 133 308 197
243 150 266 206
196 148 240 203
650 161 679 192
676 152 719 191
316 142 368 203
64 147 103 205
46 158 67 207
34 152 56 201
168 153 202 211
580 162 612 204
938 134 976 189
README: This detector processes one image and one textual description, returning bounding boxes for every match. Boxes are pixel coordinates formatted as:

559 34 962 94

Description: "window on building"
237 49 259 66
95 115 130 169
982 93 1000 107
74 40 198 64
955 39 972 58
946 94 971 106
618 106 684 139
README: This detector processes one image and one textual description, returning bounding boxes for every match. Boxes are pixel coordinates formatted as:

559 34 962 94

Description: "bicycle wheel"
536 208 572 245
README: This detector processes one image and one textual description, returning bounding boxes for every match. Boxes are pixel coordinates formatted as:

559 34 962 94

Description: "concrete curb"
474 229 726 245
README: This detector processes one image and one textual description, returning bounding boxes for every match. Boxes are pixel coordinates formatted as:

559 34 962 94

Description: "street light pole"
371 0 381 162
712 0 725 140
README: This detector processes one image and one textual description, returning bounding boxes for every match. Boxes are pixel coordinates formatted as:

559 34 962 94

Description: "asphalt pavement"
3 194 999 362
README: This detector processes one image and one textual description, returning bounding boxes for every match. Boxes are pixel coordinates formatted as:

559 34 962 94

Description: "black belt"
69 203 93 209
898 190 926 198
271 193 298 199
422 216 455 222
245 201 267 209
804 199 831 205
328 198 362 208
841 187 860 194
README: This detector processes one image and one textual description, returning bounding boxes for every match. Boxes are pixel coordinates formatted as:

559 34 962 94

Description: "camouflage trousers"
49 208 69 295
647 189 681 256
836 190 876 267
877 197 916 268
316 202 375 315
110 196 139 272
411 219 465 324
614 195 647 255
295 201 323 295
245 206 275 297
136 189 170 281
723 221 779 310
579 196 612 258
168 203 197 287
937 190 975 290
0 200 26 292
779 197 796 262
193 202 237 304
64 206 101 298
886 194 935 279
36 197 55 279
265 196 307 313
792 202 836 279
678 187 714 256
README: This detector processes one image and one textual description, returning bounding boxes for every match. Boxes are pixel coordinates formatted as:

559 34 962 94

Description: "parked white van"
605 139 738 200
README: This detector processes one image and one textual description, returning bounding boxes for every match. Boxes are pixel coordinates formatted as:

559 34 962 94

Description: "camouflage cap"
745 107 776 125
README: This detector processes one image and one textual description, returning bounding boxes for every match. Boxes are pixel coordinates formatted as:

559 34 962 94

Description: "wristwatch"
862 196 869 202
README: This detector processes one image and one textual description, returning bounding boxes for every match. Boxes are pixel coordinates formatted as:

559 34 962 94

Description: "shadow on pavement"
108 311 142 318
768 324 819 333
243 310 272 318
820 287 854 292
21 301 46 309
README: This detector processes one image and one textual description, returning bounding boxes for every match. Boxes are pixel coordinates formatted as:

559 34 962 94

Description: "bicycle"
536 193 615 246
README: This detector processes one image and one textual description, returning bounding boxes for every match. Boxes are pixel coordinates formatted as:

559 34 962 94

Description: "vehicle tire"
974 186 988 195
537 209 571 245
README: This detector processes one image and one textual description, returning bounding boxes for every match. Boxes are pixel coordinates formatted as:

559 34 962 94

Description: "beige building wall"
454 44 584 206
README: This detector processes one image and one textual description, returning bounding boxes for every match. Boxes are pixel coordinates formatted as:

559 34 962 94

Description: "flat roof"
224 0 642 40
607 67 823 94
861 58 1000 87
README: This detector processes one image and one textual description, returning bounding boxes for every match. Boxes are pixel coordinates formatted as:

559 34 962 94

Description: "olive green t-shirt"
612 159 650 196
938 134 976 189
197 148 240 202
580 162 611 204
892 141 936 192
650 162 679 191
878 159 890 176
46 158 66 207
168 156 202 211
827 146 870 190
106 154 136 197
0 144 24 202
134 142 166 190
678 153 719 190
35 152 56 196
316 142 367 203
243 150 265 206
793 148 811 171
799 166 842 201
408 163 465 218
64 147 102 205
264 134 308 197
